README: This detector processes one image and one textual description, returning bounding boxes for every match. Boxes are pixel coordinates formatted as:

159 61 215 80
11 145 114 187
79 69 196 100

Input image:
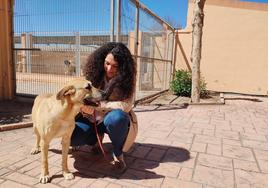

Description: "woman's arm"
98 95 134 113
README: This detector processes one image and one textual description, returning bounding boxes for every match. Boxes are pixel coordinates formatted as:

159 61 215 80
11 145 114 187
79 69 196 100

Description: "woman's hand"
80 105 95 115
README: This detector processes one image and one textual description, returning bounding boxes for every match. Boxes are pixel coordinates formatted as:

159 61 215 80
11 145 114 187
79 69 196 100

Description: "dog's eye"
85 84 91 90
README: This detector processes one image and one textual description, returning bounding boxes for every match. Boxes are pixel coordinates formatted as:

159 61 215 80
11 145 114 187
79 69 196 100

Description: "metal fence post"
172 30 178 80
134 0 139 58
168 31 175 86
134 0 140 100
116 0 121 42
110 0 114 42
75 31 81 76
25 32 32 73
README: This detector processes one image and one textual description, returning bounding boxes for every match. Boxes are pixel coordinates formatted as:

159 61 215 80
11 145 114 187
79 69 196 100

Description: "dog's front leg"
61 135 74 180
31 127 41 154
39 139 50 183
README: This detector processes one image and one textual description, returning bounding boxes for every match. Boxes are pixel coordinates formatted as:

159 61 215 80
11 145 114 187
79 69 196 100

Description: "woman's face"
104 53 119 80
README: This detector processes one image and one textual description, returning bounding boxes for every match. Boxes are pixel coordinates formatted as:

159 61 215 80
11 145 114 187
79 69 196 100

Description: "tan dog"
64 60 76 76
30 78 103 183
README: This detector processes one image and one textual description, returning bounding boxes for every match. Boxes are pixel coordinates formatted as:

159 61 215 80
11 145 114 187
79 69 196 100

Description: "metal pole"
134 1 139 57
25 33 32 73
172 31 178 80
110 0 114 42
134 0 140 100
75 31 81 76
162 26 169 90
116 0 121 42
168 31 175 86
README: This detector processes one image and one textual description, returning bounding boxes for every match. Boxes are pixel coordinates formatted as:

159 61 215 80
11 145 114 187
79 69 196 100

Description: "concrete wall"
176 0 268 95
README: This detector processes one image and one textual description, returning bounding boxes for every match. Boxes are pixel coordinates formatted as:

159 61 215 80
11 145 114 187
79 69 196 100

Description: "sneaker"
70 146 80 152
111 153 126 174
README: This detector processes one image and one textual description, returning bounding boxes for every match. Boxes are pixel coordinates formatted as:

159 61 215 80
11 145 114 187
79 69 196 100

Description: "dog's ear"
56 85 76 100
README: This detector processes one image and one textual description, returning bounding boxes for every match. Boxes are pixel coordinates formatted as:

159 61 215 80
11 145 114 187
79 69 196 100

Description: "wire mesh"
122 0 174 99
13 0 175 99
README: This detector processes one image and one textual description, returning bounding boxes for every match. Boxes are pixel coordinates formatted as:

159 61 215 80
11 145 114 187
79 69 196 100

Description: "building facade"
176 0 268 95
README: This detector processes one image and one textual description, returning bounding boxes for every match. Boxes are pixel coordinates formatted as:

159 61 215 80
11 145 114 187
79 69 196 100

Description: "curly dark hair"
84 42 136 100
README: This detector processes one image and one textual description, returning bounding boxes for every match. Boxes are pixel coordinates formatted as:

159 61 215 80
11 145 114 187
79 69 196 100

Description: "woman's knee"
104 109 129 129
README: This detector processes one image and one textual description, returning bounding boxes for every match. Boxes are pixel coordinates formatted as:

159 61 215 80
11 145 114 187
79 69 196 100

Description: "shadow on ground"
0 98 33 125
50 142 190 181
224 97 263 102
134 103 189 113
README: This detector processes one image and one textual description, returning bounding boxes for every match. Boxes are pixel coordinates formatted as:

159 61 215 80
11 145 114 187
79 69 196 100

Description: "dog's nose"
85 84 92 90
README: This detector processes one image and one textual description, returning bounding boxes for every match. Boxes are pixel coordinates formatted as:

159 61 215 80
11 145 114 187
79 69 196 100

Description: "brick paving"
1 94 268 187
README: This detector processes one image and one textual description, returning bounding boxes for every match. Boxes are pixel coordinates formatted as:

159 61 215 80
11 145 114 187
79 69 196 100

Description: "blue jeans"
71 109 129 157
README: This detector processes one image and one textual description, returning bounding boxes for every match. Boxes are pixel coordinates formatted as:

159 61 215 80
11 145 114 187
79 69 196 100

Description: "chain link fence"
13 0 175 99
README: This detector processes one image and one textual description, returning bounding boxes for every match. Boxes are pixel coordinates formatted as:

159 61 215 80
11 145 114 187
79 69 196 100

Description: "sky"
14 0 268 34
139 0 188 29
14 0 189 34
141 0 268 29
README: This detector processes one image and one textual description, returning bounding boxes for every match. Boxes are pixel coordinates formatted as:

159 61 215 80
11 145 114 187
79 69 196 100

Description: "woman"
71 42 138 173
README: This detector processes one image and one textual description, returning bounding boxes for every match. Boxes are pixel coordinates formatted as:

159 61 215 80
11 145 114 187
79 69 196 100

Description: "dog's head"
56 79 104 104
64 60 71 66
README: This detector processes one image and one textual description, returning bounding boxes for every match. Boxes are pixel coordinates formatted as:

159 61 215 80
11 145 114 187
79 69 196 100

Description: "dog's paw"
39 175 50 184
30 147 41 155
63 172 74 180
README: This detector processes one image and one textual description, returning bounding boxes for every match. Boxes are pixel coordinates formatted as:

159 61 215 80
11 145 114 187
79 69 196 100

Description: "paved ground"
1 94 268 188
